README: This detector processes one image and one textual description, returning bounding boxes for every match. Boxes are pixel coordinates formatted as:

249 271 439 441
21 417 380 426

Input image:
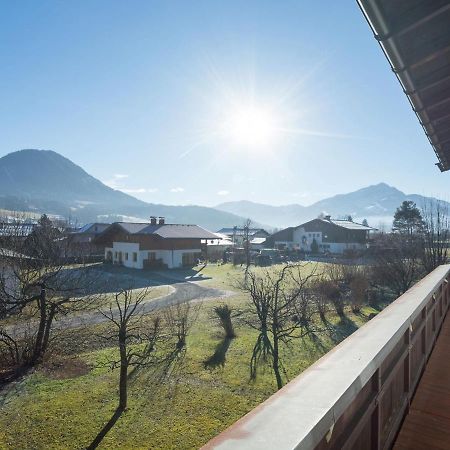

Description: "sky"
1 1 448 207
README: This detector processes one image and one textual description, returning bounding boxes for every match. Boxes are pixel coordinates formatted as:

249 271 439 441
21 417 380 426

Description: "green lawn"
0 263 377 450
194 261 327 290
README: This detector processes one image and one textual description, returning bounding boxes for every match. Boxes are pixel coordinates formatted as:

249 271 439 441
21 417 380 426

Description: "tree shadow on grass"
203 337 233 370
307 329 328 354
329 316 359 344
86 406 124 450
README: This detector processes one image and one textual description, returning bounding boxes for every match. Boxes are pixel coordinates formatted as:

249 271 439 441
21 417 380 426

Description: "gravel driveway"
5 270 235 335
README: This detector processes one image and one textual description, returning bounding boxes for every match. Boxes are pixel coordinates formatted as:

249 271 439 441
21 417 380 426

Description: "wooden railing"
203 265 450 450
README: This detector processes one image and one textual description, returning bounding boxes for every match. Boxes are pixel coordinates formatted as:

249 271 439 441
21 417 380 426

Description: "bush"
213 304 236 339
314 279 345 317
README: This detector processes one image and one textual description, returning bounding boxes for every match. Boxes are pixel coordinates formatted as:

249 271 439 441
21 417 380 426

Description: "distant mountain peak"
216 183 447 228
364 182 404 193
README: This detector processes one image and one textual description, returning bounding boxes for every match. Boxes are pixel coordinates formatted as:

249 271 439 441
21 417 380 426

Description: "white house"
267 216 376 254
95 218 219 269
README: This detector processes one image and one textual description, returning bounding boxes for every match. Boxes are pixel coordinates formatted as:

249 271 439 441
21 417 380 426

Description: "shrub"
213 304 236 339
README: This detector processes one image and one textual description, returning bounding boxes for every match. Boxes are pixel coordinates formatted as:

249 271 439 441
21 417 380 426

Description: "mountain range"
216 183 448 229
0 149 446 231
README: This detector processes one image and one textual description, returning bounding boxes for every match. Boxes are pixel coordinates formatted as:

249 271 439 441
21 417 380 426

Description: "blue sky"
1 1 448 206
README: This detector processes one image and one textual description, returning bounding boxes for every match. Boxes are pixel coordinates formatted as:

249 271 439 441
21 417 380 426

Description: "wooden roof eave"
358 0 450 171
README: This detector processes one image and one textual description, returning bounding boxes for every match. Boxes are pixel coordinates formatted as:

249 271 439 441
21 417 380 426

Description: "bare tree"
421 200 450 273
309 278 333 325
240 263 320 390
88 293 200 449
163 301 200 351
370 233 423 297
243 218 253 277
322 264 347 317
0 217 102 377
87 288 161 449
348 269 369 314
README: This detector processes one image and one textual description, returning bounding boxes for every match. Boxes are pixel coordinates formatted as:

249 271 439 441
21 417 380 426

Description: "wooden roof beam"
375 4 450 42
393 44 450 74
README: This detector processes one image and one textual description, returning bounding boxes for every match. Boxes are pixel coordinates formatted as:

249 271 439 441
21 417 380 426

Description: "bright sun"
222 104 280 148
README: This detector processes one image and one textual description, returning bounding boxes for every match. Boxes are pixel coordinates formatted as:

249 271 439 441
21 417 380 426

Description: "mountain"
0 149 147 207
0 149 257 230
2 150 444 231
216 183 448 229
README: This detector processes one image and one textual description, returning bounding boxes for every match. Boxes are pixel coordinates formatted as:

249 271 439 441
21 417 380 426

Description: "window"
133 252 137 262
125 253 128 260
148 252 156 261
114 252 118 259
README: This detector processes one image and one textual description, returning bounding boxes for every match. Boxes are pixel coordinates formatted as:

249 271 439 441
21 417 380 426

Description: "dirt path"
5 275 235 335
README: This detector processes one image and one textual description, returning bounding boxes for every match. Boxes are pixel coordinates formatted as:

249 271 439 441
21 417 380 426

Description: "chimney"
324 215 331 221
150 216 157 225
158 217 165 225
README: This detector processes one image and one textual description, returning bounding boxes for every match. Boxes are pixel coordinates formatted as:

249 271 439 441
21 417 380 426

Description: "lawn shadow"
306 329 328 354
74 264 213 297
329 316 359 344
203 337 233 370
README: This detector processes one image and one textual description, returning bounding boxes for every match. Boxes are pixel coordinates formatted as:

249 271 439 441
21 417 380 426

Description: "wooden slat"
393 313 450 450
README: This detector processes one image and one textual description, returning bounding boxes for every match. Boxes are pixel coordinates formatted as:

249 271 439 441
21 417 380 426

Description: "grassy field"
0 263 378 450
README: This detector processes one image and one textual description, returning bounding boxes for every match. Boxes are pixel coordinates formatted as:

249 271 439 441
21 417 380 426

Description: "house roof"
0 223 36 237
0 248 32 259
109 222 218 240
358 1 450 171
269 227 295 242
250 237 267 245
76 223 111 234
217 227 269 237
327 219 376 231
204 233 233 246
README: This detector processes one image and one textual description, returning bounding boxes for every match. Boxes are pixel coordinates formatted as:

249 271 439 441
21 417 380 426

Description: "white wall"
157 249 201 269
293 227 323 251
109 242 143 269
287 227 366 254
105 243 201 269
327 242 366 253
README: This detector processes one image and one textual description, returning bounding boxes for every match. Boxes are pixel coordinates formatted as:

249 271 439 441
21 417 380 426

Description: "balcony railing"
203 264 450 450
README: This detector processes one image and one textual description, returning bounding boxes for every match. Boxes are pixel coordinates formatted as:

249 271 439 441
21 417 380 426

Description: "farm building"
266 216 375 254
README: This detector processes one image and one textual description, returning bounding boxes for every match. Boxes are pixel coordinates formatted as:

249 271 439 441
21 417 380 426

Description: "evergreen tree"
392 201 424 235
362 218 369 227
